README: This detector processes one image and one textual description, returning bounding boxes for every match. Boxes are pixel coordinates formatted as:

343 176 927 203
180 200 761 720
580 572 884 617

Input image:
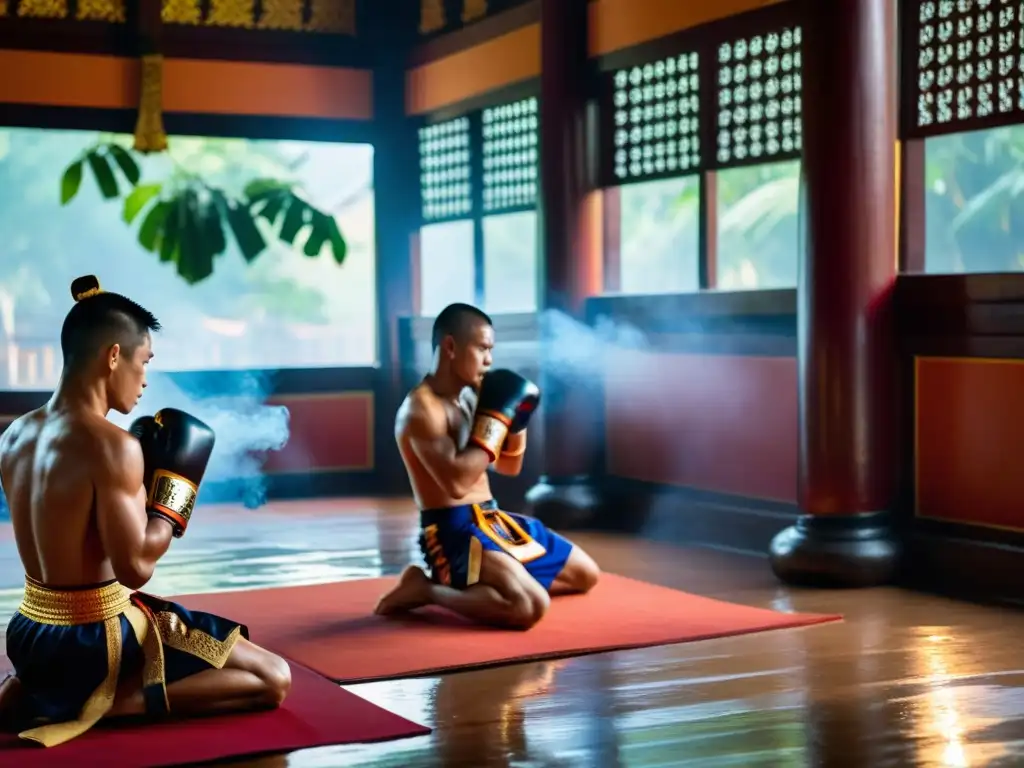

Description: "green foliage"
925 126 1024 272
58 142 348 285
61 143 141 205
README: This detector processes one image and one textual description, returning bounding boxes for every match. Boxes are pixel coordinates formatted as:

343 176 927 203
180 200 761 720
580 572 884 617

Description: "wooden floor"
2 498 1024 767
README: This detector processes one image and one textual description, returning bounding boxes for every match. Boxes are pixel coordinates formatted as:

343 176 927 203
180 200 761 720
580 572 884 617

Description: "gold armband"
469 410 511 463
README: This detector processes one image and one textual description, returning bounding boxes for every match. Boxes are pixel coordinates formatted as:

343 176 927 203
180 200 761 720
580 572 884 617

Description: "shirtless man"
375 303 600 629
0 276 290 748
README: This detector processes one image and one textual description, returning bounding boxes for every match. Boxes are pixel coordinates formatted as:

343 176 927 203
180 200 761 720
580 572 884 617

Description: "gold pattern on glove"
150 469 197 530
470 411 510 462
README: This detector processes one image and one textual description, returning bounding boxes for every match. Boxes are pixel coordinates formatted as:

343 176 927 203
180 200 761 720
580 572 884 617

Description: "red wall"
915 358 1024 532
604 349 797 501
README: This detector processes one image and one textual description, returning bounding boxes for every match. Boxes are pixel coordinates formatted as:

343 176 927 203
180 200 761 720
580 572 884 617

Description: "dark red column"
769 0 901 586
524 0 605 528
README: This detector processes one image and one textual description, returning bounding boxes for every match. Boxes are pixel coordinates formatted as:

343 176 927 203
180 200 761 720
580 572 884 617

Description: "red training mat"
171 573 842 682
0 659 429 766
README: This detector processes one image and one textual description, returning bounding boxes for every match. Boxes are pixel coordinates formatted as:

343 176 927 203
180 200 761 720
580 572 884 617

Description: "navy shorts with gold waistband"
4 576 246 748
419 499 573 591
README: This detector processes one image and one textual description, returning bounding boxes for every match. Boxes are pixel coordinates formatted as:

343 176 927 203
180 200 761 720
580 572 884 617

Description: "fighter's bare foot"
374 565 432 615
0 674 24 730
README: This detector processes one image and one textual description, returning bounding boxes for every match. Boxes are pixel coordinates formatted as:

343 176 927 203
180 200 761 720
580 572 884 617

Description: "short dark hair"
431 302 492 350
60 291 161 371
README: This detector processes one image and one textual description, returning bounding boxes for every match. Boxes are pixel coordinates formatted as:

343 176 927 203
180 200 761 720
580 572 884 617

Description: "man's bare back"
0 405 138 588
395 382 494 509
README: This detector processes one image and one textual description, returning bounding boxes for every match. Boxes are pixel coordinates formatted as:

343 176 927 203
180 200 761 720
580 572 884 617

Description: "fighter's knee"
258 653 292 707
577 560 600 593
506 588 549 630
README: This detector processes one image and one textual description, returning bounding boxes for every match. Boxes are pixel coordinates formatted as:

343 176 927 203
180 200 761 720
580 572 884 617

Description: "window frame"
593 3 805 294
414 84 541 311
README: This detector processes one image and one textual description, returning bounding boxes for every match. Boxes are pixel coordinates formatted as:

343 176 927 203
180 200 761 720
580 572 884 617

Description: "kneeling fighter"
0 276 290 747
375 303 600 629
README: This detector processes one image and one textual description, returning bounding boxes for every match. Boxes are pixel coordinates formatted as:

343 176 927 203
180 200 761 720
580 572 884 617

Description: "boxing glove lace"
130 408 216 538
469 369 541 462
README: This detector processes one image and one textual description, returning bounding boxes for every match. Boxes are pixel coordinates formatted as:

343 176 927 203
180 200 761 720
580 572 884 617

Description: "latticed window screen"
715 26 802 167
909 0 1024 135
610 52 702 182
482 96 539 213
418 117 473 222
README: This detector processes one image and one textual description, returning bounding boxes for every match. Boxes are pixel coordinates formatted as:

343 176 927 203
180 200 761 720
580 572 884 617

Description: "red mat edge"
165 573 845 684
312 614 846 684
0 657 432 762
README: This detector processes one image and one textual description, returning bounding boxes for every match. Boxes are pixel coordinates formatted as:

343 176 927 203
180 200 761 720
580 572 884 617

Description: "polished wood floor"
2 498 1023 767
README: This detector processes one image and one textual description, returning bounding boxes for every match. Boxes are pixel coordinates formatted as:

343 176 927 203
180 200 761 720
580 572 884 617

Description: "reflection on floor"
2 498 1024 767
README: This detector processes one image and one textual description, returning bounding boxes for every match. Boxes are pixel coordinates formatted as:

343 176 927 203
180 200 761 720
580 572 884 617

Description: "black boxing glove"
132 408 216 538
129 414 159 492
469 369 541 462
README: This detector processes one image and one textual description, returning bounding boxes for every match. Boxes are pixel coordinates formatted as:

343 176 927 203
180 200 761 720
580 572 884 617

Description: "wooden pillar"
369 4 419 492
769 0 901 586
523 0 604 527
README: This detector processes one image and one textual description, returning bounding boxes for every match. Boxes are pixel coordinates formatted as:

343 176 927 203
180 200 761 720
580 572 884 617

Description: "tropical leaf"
227 201 267 263
137 200 170 252
85 150 119 199
60 159 83 205
56 150 350 282
123 183 162 224
106 143 141 185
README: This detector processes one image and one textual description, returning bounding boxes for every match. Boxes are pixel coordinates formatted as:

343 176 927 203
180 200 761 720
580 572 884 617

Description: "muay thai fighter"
375 303 600 629
0 276 290 747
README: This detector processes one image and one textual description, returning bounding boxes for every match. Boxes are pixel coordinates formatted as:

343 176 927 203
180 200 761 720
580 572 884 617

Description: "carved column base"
768 512 901 588
524 474 603 530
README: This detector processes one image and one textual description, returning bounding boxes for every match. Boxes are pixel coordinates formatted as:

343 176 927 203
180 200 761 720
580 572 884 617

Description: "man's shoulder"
397 385 447 435
59 414 137 464
0 408 45 453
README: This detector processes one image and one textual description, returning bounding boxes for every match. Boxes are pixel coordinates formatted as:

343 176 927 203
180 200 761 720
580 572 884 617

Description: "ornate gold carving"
162 0 201 25
77 0 125 22
462 0 486 24
207 0 254 28
134 54 169 154
307 0 355 34
420 0 444 34
17 0 68 18
258 0 302 30
156 610 241 669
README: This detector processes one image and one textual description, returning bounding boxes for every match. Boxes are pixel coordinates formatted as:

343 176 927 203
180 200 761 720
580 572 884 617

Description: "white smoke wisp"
106 370 291 507
537 308 650 389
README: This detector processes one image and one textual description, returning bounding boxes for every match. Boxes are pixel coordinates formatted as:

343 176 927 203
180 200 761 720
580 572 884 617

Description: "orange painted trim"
914 356 1024 534
263 391 375 475
0 49 373 121
588 0 786 57
406 24 540 115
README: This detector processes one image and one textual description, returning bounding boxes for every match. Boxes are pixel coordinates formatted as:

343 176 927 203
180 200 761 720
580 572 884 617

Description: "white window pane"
924 126 1024 274
419 219 476 316
482 211 538 313
619 176 700 294
0 127 376 390
716 159 800 290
